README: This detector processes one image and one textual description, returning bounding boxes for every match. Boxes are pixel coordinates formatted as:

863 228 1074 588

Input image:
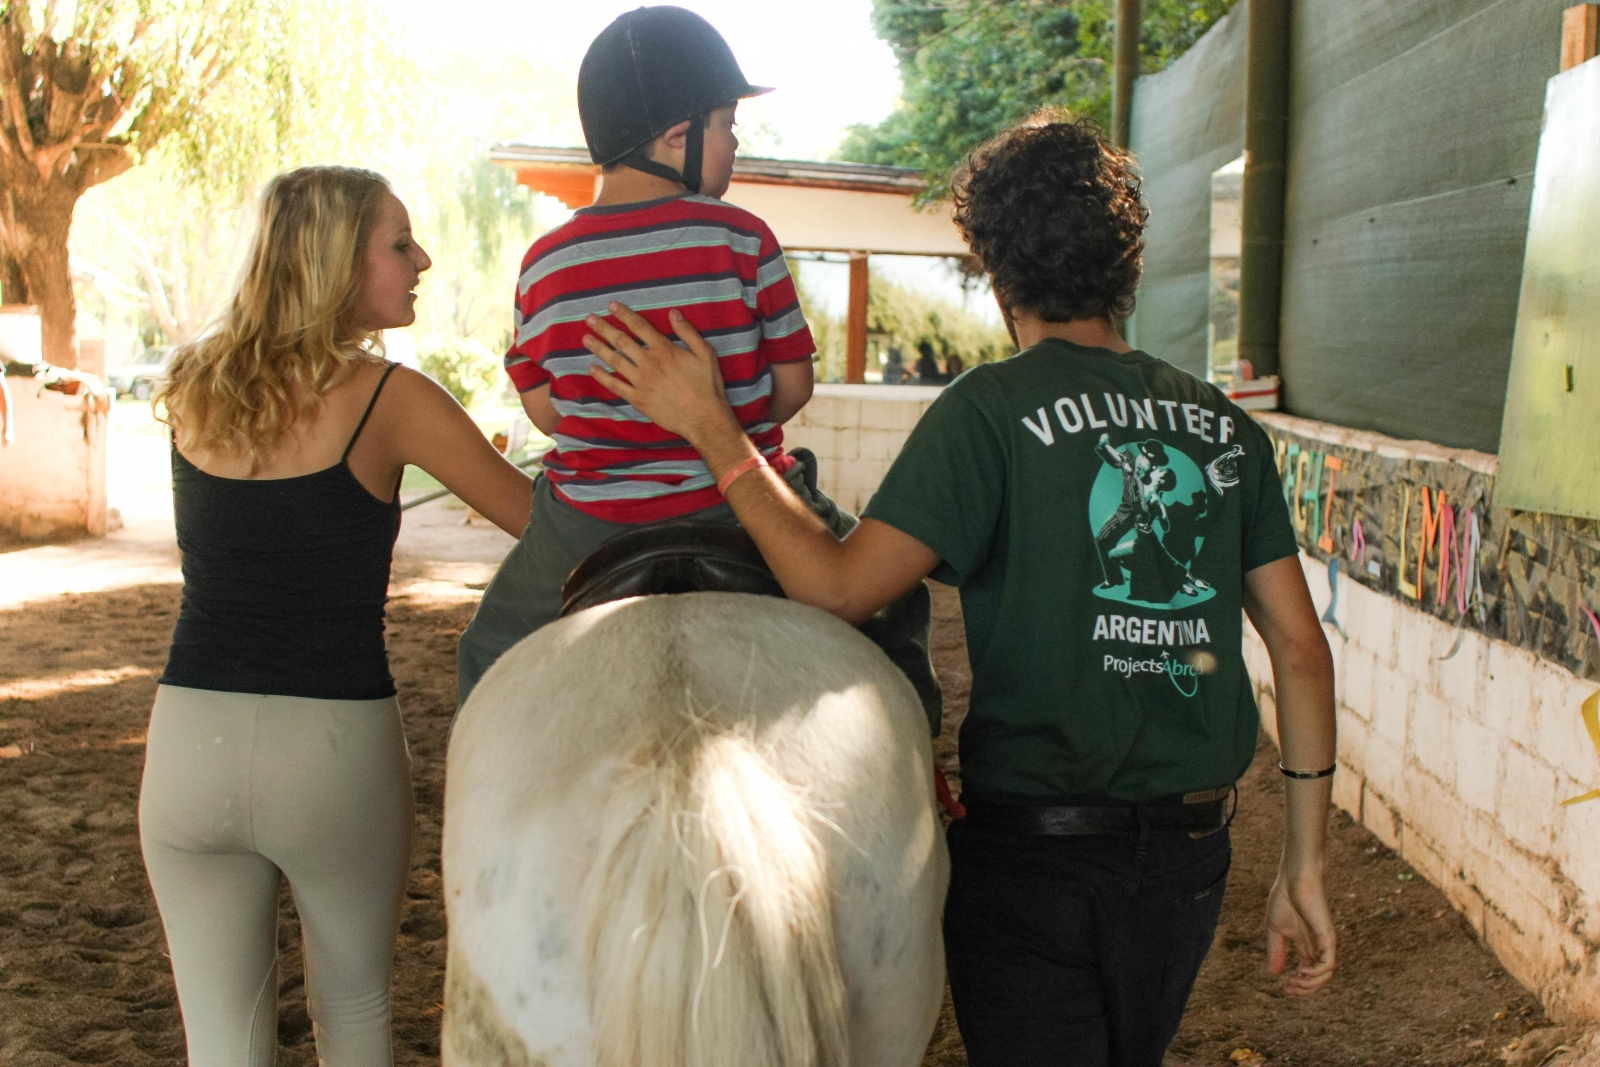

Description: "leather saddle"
558 521 785 618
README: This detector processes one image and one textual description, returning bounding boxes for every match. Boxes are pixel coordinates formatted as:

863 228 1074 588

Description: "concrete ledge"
1255 411 1499 476
812 382 945 401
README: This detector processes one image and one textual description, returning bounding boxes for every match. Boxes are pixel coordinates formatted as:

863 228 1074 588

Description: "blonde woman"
139 166 532 1066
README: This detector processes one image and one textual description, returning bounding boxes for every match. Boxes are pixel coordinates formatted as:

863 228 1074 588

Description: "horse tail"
582 721 850 1067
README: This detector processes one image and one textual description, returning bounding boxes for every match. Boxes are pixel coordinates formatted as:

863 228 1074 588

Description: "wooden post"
1563 4 1599 71
1112 0 1140 149
846 252 868 384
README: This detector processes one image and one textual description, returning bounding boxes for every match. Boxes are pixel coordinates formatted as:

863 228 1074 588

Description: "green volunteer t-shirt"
863 339 1298 802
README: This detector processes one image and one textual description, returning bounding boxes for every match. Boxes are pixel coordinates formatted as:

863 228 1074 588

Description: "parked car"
108 346 173 400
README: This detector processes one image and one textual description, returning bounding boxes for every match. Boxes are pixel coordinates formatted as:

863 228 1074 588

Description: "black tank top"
160 364 403 700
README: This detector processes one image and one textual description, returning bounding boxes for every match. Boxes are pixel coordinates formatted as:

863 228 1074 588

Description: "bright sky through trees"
384 0 903 161
62 0 1000 376
381 0 997 329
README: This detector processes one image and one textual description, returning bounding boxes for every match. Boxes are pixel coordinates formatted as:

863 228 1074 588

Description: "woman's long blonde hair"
158 166 393 467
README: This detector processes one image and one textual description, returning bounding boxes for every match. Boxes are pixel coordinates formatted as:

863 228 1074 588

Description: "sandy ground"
0 403 1574 1065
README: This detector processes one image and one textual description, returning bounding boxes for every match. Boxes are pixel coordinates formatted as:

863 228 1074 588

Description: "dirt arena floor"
0 572 1567 1066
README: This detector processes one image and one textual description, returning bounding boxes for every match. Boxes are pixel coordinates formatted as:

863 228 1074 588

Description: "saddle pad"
558 521 785 618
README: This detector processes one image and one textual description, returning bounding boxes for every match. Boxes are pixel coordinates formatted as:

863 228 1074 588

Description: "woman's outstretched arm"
380 367 534 538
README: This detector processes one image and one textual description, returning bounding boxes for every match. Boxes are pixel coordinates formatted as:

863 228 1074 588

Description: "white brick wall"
1254 559 1600 1011
1453 714 1501 814
782 384 943 514
1247 416 1600 1024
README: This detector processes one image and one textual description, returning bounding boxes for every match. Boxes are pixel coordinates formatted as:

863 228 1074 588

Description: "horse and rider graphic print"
1083 425 1246 700
1090 434 1245 610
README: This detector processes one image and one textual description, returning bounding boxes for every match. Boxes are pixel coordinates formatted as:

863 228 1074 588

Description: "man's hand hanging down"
1245 555 1339 997
1266 864 1337 997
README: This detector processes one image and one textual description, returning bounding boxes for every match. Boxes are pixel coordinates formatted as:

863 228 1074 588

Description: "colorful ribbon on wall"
1454 505 1484 622
1320 555 1349 641
1437 504 1486 661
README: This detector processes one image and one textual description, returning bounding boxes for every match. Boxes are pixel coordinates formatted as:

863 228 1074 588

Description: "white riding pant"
139 684 414 1067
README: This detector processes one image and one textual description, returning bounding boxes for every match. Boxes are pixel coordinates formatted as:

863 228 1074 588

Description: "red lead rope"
934 767 966 820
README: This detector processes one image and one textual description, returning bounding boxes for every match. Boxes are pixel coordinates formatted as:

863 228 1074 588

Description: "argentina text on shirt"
1092 613 1213 646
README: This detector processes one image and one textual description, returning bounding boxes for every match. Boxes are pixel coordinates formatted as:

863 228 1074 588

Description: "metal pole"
1238 0 1291 379
1112 0 1140 149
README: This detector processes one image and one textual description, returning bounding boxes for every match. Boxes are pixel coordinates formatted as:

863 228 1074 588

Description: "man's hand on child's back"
585 304 738 449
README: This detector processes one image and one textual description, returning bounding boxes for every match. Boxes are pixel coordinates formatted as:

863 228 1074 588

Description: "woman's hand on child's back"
585 304 739 448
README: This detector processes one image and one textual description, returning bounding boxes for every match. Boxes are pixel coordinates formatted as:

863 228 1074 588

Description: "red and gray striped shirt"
506 193 814 522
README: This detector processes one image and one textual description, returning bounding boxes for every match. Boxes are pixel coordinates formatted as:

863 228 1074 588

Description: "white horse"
441 592 949 1067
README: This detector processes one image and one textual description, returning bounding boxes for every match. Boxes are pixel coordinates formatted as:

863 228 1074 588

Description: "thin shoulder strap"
342 362 400 462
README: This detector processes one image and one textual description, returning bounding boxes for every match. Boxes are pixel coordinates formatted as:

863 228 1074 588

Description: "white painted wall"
0 383 110 539
724 182 968 256
781 383 942 514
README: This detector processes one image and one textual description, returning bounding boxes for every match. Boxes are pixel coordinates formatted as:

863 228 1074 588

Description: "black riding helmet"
578 6 771 194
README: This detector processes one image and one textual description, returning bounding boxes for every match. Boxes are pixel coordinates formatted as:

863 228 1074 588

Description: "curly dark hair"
951 110 1148 323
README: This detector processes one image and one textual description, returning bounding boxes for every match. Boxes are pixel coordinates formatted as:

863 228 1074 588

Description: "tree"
419 155 542 350
0 0 354 368
839 0 1237 194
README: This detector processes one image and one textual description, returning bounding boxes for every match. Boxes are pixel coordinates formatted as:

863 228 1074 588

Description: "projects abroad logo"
1102 650 1218 698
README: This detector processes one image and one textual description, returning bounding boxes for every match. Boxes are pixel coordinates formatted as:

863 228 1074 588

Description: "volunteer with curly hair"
580 112 1338 1067
140 165 532 1067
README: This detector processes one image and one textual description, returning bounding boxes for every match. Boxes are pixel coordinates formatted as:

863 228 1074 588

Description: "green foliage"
458 158 541 278
70 33 561 362
799 266 1013 383
839 0 1238 194
1 0 411 364
418 341 503 410
415 154 543 351
867 271 1013 368
0 0 412 202
168 0 417 202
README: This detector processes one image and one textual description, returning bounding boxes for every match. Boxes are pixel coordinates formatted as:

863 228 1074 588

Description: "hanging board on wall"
1495 58 1600 519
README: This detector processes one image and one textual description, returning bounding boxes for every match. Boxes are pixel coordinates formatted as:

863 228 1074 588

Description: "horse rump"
444 593 946 1067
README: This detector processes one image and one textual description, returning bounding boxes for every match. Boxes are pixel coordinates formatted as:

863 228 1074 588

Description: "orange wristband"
716 454 769 495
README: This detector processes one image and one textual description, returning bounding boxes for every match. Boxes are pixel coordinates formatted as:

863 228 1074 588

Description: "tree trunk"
0 184 83 369
1 254 28 305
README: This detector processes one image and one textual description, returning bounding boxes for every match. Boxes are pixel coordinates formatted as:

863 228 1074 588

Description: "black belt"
961 785 1236 838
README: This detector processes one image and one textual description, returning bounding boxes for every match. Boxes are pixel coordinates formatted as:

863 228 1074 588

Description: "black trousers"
943 820 1231 1067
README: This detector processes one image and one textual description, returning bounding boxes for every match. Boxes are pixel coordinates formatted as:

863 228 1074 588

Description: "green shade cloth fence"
1128 0 1573 454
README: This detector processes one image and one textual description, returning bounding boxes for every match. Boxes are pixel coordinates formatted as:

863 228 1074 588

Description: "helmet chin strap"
618 115 706 194
682 119 704 194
